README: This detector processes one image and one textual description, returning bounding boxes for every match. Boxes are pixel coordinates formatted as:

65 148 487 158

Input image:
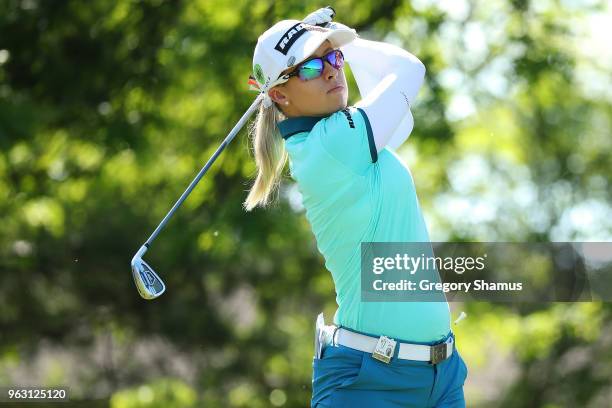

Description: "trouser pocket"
311 345 368 407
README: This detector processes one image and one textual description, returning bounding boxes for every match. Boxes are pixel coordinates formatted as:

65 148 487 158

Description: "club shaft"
143 93 264 248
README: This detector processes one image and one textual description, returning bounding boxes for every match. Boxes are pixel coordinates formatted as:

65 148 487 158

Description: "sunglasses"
281 49 345 81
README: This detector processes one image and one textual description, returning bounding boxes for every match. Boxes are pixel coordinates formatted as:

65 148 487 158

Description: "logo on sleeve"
340 108 355 128
400 91 412 108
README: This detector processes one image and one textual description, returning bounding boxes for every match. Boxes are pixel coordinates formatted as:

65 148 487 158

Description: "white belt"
331 327 454 364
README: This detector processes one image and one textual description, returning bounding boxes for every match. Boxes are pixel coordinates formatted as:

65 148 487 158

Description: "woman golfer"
245 7 468 408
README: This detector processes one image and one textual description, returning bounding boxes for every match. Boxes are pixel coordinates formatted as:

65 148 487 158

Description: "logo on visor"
253 64 265 84
274 22 307 55
274 23 329 56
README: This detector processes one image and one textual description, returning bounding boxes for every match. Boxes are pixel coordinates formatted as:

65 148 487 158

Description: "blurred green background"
1 0 611 407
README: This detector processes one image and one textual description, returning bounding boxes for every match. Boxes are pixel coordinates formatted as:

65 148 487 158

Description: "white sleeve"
341 37 425 152
382 111 414 151
348 55 415 151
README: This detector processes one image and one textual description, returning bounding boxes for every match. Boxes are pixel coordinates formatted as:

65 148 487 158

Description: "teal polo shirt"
278 106 450 343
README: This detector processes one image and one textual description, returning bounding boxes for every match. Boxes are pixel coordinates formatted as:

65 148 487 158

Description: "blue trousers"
311 331 468 407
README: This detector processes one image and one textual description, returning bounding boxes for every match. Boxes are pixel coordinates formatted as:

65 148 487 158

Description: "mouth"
327 85 344 94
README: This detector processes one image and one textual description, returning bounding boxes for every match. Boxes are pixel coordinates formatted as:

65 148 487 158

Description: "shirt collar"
277 114 331 140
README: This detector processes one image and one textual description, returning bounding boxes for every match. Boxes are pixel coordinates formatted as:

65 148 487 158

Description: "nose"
324 59 339 80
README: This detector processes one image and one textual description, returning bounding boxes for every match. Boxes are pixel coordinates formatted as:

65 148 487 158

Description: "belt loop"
331 325 340 346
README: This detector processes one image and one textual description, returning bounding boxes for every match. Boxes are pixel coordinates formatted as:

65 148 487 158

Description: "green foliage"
1 0 611 407
111 378 197 408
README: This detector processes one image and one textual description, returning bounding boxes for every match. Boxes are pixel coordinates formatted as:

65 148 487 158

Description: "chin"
319 95 348 116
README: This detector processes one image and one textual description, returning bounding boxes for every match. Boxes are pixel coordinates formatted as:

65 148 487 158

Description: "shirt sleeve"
341 37 425 152
346 41 416 151
318 105 378 175
386 110 414 151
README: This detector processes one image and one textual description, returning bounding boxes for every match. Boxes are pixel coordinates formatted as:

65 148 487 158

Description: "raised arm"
340 37 425 152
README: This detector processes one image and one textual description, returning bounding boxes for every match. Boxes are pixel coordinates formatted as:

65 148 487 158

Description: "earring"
285 101 289 105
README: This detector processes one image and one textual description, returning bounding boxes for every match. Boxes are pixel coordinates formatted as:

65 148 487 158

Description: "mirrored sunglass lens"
299 59 324 80
328 50 343 68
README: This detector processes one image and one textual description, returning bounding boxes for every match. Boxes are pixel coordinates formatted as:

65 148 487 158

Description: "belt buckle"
430 342 447 365
372 335 397 364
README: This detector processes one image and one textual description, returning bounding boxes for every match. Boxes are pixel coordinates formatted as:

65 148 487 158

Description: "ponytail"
243 99 288 211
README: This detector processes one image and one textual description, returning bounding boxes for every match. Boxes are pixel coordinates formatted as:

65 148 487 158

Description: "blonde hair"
243 99 288 211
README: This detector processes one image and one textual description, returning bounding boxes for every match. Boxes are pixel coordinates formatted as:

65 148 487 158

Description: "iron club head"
131 246 166 300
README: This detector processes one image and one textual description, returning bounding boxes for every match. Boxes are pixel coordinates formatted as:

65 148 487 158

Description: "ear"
268 88 288 105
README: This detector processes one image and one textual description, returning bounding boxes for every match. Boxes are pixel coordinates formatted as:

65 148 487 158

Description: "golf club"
131 92 265 299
